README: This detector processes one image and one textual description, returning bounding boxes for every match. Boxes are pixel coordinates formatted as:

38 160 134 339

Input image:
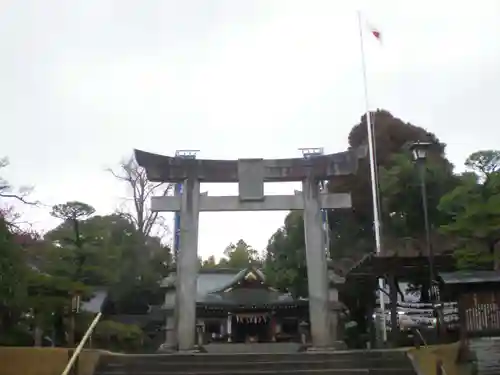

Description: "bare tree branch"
0 192 38 205
0 157 39 206
107 156 173 242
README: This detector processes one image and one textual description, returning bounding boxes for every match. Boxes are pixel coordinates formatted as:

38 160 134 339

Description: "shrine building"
161 267 344 344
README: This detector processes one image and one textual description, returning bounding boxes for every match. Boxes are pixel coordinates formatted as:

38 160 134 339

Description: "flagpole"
357 10 387 343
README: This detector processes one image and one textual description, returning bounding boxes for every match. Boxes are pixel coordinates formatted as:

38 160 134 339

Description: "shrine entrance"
233 313 271 343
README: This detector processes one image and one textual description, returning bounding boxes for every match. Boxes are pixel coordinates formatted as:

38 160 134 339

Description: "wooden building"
161 267 345 344
439 270 500 339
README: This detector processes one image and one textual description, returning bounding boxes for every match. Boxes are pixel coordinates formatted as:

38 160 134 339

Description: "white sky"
2 1 500 260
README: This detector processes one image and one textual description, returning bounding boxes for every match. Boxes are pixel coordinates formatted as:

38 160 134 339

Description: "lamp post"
409 141 435 300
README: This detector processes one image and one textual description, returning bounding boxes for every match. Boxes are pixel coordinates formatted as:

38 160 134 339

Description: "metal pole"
357 10 387 341
418 162 435 299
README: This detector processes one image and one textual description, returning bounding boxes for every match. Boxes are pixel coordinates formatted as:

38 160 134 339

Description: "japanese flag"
367 21 382 42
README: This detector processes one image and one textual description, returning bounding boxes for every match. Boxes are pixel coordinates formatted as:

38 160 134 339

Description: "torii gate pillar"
302 175 331 347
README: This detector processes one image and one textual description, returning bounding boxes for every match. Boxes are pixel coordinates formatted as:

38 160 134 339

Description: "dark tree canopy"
329 109 454 258
51 201 96 221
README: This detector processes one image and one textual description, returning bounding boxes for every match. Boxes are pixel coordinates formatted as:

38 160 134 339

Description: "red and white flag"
367 22 382 42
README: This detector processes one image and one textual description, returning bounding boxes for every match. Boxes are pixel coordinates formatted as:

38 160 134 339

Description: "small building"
439 271 500 375
161 267 344 344
439 270 500 338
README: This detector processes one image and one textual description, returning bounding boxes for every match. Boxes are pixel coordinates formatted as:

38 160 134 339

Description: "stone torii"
135 149 360 351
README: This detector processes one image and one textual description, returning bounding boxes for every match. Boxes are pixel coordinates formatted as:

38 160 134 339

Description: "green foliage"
328 109 452 259
0 217 28 342
46 212 171 315
264 212 308 297
379 153 457 242
218 239 260 268
439 150 500 269
200 239 260 269
93 320 145 352
465 150 500 178
46 214 142 286
200 255 218 269
439 175 500 243
453 246 493 270
1 204 172 346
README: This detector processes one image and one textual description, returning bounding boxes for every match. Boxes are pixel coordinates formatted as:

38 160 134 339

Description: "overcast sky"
2 0 499 259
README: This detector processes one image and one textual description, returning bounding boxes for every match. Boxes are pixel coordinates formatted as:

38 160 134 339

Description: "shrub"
93 320 145 352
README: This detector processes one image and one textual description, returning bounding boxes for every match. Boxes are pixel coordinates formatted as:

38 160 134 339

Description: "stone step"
95 368 416 375
203 343 302 354
100 357 412 372
94 350 417 375
101 350 409 364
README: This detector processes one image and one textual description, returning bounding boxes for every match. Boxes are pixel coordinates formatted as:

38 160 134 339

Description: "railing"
61 312 102 375
413 327 448 375
436 358 449 375
413 327 428 347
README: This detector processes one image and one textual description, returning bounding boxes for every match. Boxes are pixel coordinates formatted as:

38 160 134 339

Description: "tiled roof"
439 271 500 285
80 289 108 313
197 288 294 305
160 268 241 288
162 267 297 309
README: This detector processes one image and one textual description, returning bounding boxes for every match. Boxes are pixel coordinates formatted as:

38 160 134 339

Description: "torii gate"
135 149 360 350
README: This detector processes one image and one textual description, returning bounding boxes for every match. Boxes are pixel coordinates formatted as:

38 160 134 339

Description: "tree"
265 212 308 297
0 215 80 347
51 201 96 222
0 157 38 233
465 150 500 179
219 239 260 268
46 213 170 315
50 201 96 281
108 156 172 243
378 152 458 254
0 216 29 344
439 150 500 269
0 159 42 345
49 201 96 346
0 157 35 206
26 272 88 346
328 109 451 259
201 255 218 269
46 213 134 286
93 320 145 352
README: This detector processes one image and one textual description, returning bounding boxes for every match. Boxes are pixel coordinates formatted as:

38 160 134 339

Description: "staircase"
94 349 417 375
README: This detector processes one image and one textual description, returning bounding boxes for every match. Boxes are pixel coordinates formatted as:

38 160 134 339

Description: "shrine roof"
345 253 457 279
80 289 108 313
162 267 301 309
198 288 296 306
160 268 240 290
439 271 500 285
